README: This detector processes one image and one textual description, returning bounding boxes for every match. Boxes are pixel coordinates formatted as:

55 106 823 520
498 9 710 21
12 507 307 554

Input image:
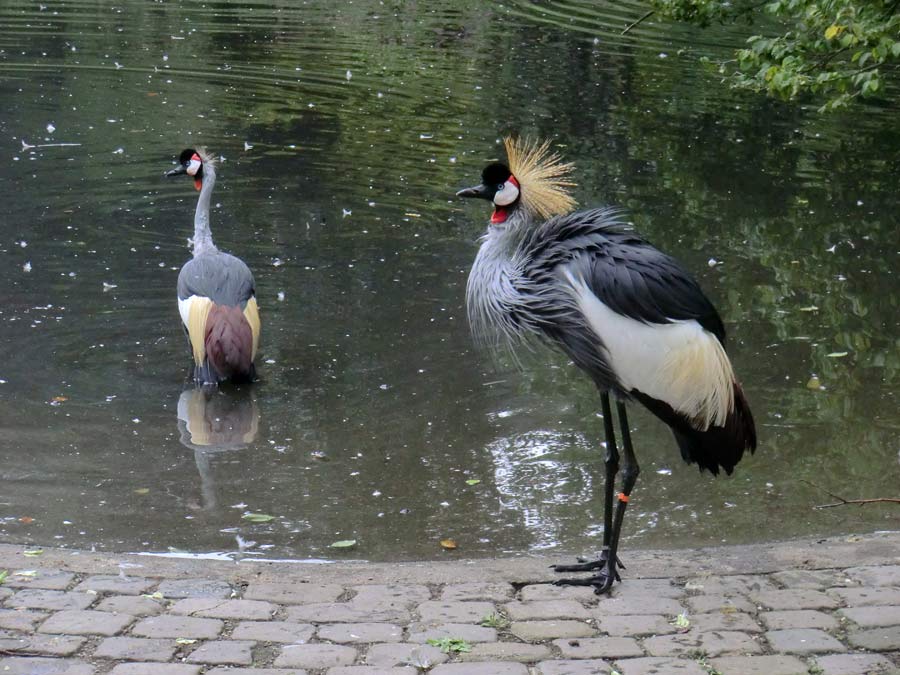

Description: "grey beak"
166 165 187 177
456 184 491 199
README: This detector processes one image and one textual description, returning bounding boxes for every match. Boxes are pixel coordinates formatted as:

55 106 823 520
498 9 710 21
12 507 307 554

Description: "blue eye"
497 183 505 190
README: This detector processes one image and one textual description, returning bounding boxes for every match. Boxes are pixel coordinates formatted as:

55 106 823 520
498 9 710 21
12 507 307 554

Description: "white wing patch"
563 269 734 430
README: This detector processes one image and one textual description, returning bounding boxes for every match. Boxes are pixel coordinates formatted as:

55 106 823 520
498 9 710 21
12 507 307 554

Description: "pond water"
0 0 897 563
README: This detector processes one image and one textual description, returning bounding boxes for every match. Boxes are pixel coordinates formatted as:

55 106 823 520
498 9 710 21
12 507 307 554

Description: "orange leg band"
617 493 630 503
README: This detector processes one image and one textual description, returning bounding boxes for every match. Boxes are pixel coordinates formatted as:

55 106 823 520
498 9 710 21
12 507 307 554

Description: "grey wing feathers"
177 252 256 307
524 208 726 345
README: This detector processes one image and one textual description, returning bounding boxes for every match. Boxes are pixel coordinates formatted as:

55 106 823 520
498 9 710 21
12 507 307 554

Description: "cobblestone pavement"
0 533 897 675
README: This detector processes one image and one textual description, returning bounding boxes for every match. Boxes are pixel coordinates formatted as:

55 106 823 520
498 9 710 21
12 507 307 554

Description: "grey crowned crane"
458 137 756 594
166 148 260 385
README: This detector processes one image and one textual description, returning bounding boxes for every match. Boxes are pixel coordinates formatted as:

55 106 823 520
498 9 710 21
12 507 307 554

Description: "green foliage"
426 637 472 653
651 0 900 110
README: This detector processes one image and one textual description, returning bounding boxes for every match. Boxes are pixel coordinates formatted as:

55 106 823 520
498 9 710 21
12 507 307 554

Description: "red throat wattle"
194 178 202 191
491 207 508 224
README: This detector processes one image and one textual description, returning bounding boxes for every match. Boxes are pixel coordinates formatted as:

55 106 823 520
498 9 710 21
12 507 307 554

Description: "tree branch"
622 10 656 35
801 480 900 510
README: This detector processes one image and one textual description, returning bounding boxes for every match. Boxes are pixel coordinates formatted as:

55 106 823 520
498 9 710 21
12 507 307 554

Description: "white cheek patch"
186 158 202 176
493 181 520 206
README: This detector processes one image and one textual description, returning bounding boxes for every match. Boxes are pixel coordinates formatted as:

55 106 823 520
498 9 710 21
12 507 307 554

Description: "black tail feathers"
633 382 756 476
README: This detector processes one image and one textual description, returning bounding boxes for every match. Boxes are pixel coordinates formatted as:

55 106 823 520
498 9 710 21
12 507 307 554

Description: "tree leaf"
241 513 275 523
329 539 357 548
465 479 481 486
440 538 458 550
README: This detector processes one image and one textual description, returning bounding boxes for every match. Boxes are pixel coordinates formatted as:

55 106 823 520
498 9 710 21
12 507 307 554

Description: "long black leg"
552 392 625 591
606 401 640 581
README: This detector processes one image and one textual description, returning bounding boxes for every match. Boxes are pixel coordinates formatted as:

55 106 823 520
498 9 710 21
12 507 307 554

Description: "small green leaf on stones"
241 513 275 523
23 549 43 557
427 637 472 653
329 539 357 548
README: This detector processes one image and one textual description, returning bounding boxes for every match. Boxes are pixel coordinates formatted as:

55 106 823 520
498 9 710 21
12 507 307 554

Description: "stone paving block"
829 586 900 607
520 585 599 603
407 621 497 643
430 662 530 674
553 636 644 659
534 659 613 674
318 622 403 643
459 641 552 662
4 588 94 611
38 609 135 635
765 628 846 654
95 594 165 616
761 609 840 630
751 589 840 610
185 639 254 665
157 578 232 599
0 607 48 631
131 614 223 639
510 619 597 640
74 575 155 595
94 636 178 661
640 631 699 657
0 587 10 602
613 656 708 674
2 569 75 590
593 595 684 616
597 614 676 637
325 668 417 675
813 652 900 675
0 656 95 674
683 574 778 595
275 643 358 668
366 642 447 668
618 579 685 598
207 670 309 675
232 620 315 643
709 654 809 675
169 597 276 620
417 600 497 623
684 593 755 614
771 569 850 589
352 584 431 607
0 630 86 656
846 565 900 587
840 605 900 627
110 665 202 675
244 581 343 604
698 630 763 656
504 600 590 621
286 602 409 623
847 625 900 650
690 610 762 632
441 582 514 602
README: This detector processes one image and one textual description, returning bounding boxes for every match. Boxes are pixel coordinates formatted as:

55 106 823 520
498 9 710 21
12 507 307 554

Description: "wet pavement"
0 532 898 674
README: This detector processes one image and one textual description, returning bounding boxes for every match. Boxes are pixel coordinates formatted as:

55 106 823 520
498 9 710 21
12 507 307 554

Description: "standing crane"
457 137 756 594
166 148 260 385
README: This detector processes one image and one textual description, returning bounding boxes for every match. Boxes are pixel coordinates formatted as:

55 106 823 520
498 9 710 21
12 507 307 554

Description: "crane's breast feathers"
561 268 735 430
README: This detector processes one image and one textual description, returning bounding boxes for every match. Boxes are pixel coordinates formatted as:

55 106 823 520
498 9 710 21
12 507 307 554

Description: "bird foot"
551 551 624 594
553 571 617 595
551 552 625 574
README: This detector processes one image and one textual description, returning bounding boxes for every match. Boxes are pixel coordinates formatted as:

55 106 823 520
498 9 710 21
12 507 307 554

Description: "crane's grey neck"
466 206 538 349
192 162 218 257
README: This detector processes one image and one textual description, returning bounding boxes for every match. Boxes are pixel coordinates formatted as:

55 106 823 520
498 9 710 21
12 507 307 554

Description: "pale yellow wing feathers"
186 297 213 366
243 296 261 360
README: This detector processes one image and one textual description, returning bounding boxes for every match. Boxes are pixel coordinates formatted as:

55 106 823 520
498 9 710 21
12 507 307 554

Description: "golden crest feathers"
195 146 216 168
504 136 576 219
